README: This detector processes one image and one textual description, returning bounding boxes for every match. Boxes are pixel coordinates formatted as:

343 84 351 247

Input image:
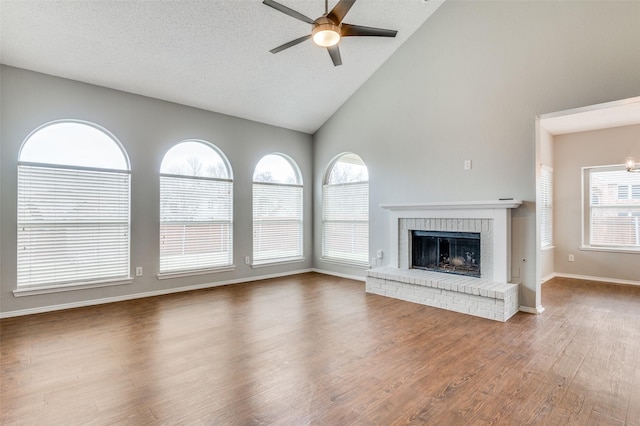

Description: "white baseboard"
541 273 557 284
552 273 640 287
0 269 313 319
312 268 366 282
17 269 628 319
526 272 640 314
519 305 545 314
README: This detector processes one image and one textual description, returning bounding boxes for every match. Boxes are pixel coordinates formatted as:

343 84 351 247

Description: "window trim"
18 119 130 170
539 165 553 249
16 120 132 291
581 164 640 253
159 140 234 274
13 277 133 297
157 265 236 280
251 257 305 268
319 256 370 269
252 154 304 266
322 153 370 266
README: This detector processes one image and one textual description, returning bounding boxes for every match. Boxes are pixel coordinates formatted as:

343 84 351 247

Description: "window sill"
320 257 370 269
251 257 305 268
541 245 556 251
580 245 640 255
13 277 133 297
157 265 235 280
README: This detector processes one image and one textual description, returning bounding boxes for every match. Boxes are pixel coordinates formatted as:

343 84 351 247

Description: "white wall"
553 124 640 282
0 66 314 316
312 0 640 309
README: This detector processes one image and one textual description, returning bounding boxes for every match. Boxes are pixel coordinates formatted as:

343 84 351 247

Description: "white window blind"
587 168 640 249
540 165 553 248
160 175 233 273
253 182 303 263
322 181 369 264
17 120 130 290
159 140 233 275
17 163 130 287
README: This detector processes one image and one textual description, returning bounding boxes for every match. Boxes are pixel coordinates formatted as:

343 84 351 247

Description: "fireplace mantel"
380 200 523 211
380 200 522 284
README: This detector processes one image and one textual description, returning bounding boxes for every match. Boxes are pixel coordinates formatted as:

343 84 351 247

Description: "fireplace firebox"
411 230 481 277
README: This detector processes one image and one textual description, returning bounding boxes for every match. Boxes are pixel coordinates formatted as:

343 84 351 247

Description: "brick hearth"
366 267 519 322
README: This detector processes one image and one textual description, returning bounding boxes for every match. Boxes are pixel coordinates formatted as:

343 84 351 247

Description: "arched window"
17 120 131 289
322 153 369 265
252 154 303 264
159 140 233 275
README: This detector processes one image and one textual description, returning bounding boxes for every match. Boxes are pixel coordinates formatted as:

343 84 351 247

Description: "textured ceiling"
0 0 444 134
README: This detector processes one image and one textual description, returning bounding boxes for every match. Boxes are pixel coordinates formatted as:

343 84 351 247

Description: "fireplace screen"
411 230 480 277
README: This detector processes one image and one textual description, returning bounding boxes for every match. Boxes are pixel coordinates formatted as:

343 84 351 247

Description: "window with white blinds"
252 154 303 264
584 165 640 250
540 165 553 248
17 121 131 289
160 141 233 274
322 153 369 265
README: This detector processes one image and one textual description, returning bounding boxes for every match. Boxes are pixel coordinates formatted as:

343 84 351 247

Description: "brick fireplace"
366 200 522 321
385 200 521 282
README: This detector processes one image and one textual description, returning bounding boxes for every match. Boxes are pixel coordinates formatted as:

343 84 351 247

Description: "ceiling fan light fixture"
312 22 341 47
626 157 640 172
264 0 398 65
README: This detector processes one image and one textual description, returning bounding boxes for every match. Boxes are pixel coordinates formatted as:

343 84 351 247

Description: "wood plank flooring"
1 273 639 425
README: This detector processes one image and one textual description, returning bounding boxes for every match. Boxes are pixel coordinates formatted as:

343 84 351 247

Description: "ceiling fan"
263 0 398 66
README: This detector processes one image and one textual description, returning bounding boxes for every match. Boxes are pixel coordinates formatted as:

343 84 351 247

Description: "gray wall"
554 124 640 282
0 66 313 315
3 1 640 315
312 0 640 309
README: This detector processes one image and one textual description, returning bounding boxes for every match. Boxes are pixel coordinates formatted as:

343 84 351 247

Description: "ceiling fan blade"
327 0 356 24
341 23 398 38
263 0 315 24
270 34 312 54
327 45 342 66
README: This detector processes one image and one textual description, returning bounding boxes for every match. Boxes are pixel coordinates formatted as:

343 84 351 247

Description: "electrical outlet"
135 266 143 277
464 160 472 170
245 256 251 265
568 254 574 262
376 250 383 259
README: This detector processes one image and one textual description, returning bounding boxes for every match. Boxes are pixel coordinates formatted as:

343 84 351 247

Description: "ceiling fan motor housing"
312 17 341 47
264 0 398 66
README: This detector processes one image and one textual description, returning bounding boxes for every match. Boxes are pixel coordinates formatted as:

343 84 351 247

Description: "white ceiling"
0 0 444 134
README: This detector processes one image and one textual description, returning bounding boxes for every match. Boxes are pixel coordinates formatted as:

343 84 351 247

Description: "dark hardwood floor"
1 273 639 425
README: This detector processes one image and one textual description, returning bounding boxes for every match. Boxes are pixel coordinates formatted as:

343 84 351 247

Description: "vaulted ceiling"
0 0 444 134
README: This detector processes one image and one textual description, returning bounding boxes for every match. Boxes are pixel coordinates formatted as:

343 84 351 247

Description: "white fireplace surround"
381 200 522 284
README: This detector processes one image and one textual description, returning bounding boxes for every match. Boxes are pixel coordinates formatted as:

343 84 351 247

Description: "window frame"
581 164 640 253
540 165 554 249
158 140 234 278
251 154 304 267
14 120 132 296
321 153 370 267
